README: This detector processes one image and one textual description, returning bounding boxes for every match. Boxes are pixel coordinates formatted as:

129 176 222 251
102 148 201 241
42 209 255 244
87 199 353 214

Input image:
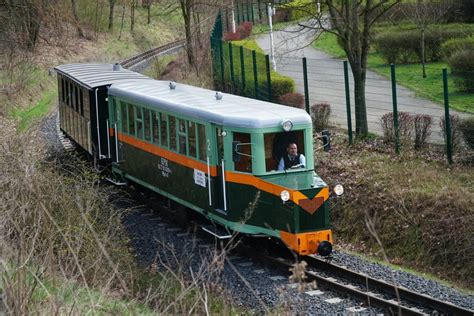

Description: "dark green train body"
55 63 333 256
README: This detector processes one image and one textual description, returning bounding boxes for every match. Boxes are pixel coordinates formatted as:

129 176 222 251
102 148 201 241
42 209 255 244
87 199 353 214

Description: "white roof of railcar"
108 80 312 129
54 63 150 89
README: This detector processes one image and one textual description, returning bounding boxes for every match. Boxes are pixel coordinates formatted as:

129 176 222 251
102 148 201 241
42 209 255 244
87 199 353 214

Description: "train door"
213 125 228 214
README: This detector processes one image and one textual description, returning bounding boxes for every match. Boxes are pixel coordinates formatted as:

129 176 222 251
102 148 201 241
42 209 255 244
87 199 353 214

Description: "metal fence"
210 5 474 164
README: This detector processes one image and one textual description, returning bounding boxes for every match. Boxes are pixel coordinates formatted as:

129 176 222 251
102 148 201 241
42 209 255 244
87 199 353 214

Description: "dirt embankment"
316 136 474 289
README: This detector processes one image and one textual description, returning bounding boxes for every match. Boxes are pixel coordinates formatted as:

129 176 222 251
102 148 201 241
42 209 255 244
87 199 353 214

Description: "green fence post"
258 0 262 22
443 68 453 164
250 1 255 24
252 50 258 99
240 46 246 95
265 54 272 101
229 42 235 94
343 61 353 145
219 40 224 91
303 57 310 114
246 0 250 21
390 64 400 154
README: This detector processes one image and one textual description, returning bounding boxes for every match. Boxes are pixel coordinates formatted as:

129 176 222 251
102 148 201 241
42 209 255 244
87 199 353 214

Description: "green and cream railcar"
107 80 333 256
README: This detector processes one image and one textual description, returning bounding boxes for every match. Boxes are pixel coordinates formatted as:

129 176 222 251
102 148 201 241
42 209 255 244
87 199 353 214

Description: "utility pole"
231 0 236 33
267 3 276 71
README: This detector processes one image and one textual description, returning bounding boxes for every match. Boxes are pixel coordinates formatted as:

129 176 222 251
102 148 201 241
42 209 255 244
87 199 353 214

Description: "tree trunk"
108 0 115 30
119 2 125 40
180 0 196 67
71 0 85 38
349 62 369 137
193 9 202 49
130 0 135 31
147 0 151 24
421 27 426 78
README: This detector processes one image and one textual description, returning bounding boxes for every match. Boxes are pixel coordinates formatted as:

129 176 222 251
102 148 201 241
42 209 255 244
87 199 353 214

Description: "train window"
136 107 143 139
128 103 135 136
74 85 79 112
188 121 197 158
169 115 177 151
178 119 187 155
264 131 305 172
233 132 252 173
79 88 84 115
197 124 206 161
143 109 151 141
152 111 159 144
121 102 128 133
160 113 168 147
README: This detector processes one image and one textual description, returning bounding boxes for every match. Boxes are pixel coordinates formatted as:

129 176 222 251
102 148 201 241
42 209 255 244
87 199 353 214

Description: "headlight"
281 120 293 132
280 190 290 202
334 184 344 196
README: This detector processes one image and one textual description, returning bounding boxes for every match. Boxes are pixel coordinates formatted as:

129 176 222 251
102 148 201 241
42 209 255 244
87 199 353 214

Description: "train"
54 62 335 256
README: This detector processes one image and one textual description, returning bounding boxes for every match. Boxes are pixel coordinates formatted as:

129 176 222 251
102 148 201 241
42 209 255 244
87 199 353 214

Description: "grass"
317 136 474 289
12 87 57 131
312 32 474 114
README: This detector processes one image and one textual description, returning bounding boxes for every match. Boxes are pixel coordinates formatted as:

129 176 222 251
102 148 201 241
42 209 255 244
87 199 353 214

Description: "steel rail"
305 255 474 316
238 246 473 316
120 39 186 69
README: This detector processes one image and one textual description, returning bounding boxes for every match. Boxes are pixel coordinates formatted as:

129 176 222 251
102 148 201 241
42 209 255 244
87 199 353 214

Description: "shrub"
271 74 295 101
448 49 474 92
459 116 474 150
311 102 331 132
374 28 472 64
237 21 253 40
413 114 433 150
279 92 304 109
280 0 318 21
223 31 241 41
223 22 253 41
441 36 474 59
380 111 413 144
439 114 462 149
273 8 291 23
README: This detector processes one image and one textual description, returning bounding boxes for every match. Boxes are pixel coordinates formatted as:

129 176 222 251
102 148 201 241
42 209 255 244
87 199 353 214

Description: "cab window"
264 131 305 172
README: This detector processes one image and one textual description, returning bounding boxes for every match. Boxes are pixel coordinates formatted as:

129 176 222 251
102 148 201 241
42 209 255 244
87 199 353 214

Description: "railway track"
120 39 186 69
238 246 474 315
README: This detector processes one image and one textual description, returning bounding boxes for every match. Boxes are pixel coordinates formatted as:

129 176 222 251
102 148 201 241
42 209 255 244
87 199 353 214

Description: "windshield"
264 130 306 172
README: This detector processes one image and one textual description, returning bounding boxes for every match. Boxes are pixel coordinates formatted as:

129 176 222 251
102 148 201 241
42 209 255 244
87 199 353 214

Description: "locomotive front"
226 117 335 257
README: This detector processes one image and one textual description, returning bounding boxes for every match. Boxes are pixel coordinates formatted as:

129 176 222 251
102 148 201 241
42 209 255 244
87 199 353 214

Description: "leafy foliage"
448 49 474 92
459 116 474 150
310 102 331 132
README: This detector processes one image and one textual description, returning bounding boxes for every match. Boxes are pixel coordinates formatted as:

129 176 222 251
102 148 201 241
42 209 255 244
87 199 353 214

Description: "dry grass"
316 135 474 289
0 120 242 314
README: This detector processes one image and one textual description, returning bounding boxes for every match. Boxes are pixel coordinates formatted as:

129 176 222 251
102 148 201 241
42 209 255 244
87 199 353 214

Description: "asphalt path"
256 23 472 143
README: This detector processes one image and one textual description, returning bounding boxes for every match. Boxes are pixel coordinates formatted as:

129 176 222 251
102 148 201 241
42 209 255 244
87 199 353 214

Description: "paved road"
256 24 471 143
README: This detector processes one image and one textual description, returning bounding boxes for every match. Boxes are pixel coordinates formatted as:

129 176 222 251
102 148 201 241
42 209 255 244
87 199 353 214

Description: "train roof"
54 63 150 89
108 80 312 129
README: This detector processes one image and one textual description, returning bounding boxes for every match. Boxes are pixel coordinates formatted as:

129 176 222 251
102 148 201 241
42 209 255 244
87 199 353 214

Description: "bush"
311 102 331 132
448 49 474 92
273 8 291 22
223 22 253 41
441 36 474 59
440 114 462 149
280 0 318 21
380 111 413 144
238 21 253 39
271 74 295 101
459 116 474 150
374 28 472 64
278 92 304 109
413 114 433 150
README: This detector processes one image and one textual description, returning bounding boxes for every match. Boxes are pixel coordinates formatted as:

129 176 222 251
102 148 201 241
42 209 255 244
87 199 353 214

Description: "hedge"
441 36 474 59
448 49 474 93
373 28 473 64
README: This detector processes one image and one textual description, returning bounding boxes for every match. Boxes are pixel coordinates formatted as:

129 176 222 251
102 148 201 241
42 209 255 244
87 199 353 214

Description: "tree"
312 0 401 137
179 0 196 67
400 0 452 78
108 0 116 30
71 0 85 37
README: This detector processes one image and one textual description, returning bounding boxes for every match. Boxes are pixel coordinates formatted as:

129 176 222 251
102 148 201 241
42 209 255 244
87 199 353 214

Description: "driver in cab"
277 143 305 171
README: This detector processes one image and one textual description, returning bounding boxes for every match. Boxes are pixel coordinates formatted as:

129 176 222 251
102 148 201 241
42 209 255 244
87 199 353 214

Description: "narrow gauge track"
238 246 474 316
119 39 186 69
